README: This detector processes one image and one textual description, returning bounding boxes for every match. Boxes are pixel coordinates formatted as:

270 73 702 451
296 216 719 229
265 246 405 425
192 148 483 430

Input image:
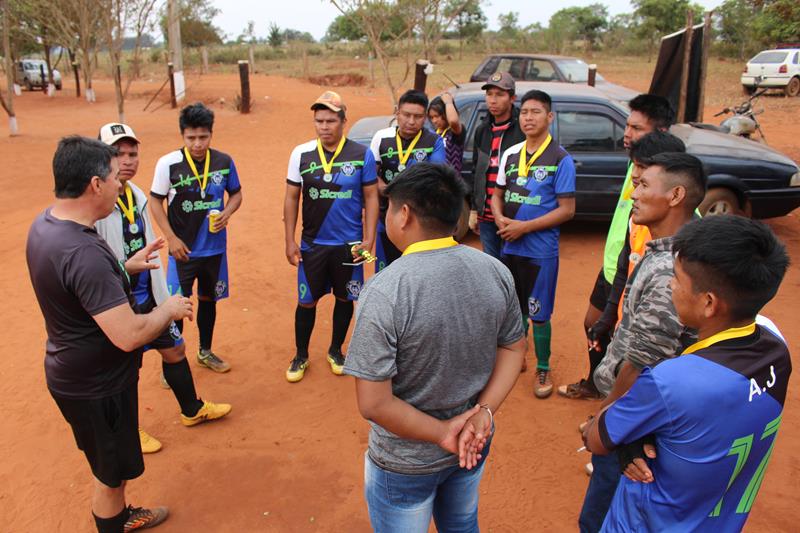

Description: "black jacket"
470 106 526 212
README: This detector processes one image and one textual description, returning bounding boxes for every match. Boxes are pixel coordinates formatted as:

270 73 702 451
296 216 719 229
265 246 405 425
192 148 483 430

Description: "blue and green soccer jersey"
150 147 241 258
495 139 576 259
599 316 791 532
287 138 377 246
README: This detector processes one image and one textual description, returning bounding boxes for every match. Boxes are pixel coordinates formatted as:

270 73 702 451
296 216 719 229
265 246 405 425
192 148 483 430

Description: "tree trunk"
43 42 55 96
1 0 17 135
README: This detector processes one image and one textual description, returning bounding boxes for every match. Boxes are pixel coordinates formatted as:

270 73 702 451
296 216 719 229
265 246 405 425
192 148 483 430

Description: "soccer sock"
176 319 184 334
163 358 203 417
197 300 217 351
295 305 317 359
533 321 552 371
330 300 354 354
93 506 129 533
588 331 610 386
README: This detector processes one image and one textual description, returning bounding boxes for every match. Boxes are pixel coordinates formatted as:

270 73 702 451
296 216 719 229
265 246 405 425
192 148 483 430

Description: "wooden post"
696 11 712 122
238 60 250 114
201 46 209 74
249 45 256 74
414 59 430 94
168 62 177 109
587 64 597 87
677 11 694 123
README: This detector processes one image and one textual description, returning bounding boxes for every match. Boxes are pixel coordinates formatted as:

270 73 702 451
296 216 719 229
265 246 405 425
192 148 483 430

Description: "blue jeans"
478 220 502 259
579 452 621 533
364 445 491 533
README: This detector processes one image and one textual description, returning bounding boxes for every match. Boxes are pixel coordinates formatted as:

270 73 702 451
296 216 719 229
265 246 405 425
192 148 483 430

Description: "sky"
210 0 722 42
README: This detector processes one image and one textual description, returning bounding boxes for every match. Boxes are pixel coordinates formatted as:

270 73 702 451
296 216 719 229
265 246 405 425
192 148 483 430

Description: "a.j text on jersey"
150 148 242 258
287 138 377 246
496 140 576 259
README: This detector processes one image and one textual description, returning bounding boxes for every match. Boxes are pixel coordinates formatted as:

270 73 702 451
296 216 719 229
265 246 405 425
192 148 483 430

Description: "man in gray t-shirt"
344 163 525 533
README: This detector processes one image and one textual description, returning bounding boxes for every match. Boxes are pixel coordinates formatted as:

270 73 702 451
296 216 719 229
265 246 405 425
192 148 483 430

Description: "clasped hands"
437 405 494 471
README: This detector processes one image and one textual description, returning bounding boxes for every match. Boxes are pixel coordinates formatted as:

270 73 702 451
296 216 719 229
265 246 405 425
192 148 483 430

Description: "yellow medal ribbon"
116 184 136 225
183 147 211 195
436 127 450 139
316 136 346 175
518 134 552 178
396 129 423 166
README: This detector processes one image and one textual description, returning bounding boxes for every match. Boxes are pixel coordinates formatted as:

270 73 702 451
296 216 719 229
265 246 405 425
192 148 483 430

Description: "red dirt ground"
1 70 799 532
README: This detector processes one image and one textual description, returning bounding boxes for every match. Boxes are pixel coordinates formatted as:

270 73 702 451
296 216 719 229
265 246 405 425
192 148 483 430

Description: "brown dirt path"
1 71 798 532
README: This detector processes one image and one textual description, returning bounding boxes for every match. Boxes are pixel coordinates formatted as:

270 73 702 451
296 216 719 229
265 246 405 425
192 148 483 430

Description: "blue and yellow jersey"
150 147 241 258
287 137 377 246
600 316 792 532
495 139 576 259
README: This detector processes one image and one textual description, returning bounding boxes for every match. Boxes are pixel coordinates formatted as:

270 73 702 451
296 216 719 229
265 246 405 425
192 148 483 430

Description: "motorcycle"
692 77 768 143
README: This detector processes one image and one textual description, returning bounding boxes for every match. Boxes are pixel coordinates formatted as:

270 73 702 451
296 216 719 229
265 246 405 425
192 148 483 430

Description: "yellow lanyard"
436 127 450 139
518 134 552 178
396 129 422 166
183 147 210 194
116 184 136 225
316 136 346 175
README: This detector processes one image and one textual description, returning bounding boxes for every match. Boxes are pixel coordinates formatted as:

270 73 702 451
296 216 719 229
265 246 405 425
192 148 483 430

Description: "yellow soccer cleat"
286 357 309 383
327 350 346 376
180 401 232 427
139 428 162 454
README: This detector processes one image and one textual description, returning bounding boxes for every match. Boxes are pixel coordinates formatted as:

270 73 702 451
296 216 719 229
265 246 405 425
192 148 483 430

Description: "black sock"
176 319 184 334
198 300 217 351
330 300 354 354
93 506 129 533
295 305 316 359
163 358 203 417
588 332 610 387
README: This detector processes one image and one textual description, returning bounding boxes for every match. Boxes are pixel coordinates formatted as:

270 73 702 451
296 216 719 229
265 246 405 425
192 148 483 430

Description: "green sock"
533 321 552 370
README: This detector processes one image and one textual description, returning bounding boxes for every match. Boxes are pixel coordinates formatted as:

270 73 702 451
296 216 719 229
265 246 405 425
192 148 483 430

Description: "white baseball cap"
98 123 140 145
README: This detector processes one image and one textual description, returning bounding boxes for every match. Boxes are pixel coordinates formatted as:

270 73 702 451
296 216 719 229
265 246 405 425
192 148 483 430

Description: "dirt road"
1 70 798 532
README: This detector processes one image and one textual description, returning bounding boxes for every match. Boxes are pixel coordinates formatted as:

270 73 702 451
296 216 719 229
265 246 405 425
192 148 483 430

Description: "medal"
183 147 211 198
316 136 346 182
395 128 422 172
116 184 138 234
518 134 552 179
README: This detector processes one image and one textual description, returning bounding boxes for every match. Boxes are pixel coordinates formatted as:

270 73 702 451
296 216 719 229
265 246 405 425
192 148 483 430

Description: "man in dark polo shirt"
26 136 194 532
369 89 446 271
470 72 525 259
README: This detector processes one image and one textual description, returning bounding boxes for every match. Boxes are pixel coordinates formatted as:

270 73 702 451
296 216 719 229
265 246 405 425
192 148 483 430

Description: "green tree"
325 14 365 41
716 0 758 58
284 28 315 43
498 11 520 39
160 0 223 47
447 0 486 58
753 0 800 44
631 0 704 59
548 4 608 52
267 22 283 47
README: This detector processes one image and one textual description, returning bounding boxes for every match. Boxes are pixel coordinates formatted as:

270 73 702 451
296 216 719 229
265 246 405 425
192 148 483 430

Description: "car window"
495 58 527 80
553 59 590 83
558 111 624 152
750 51 788 64
476 57 499 80
527 59 557 82
466 108 490 153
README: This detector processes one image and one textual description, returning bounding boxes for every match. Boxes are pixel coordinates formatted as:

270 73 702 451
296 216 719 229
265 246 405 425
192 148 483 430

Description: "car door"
553 102 629 219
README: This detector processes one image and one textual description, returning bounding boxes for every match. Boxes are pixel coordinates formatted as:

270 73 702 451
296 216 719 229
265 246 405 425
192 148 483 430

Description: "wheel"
24 79 33 91
742 85 756 96
698 187 749 217
785 77 800 97
55 81 62 90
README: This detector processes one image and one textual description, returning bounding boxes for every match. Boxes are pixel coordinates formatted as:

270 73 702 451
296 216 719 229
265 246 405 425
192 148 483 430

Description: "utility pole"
167 0 185 102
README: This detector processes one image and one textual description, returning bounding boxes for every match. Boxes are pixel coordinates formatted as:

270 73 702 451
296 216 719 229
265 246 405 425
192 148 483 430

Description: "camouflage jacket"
593 235 696 396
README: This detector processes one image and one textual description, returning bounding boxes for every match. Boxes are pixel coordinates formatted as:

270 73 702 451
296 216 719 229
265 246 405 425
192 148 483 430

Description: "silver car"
15 59 62 91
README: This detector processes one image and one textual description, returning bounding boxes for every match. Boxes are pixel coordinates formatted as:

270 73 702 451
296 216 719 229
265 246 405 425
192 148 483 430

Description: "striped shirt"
479 120 511 221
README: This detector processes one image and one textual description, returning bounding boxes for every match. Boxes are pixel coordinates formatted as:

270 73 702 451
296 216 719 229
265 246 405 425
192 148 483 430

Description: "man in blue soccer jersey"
149 103 243 373
491 89 576 399
283 91 379 383
370 89 446 271
584 215 791 532
95 123 231 454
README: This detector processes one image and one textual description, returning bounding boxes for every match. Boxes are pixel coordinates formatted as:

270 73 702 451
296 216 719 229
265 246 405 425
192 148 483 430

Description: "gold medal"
317 136 346 180
116 184 138 231
395 129 422 170
518 134 552 178
183 147 211 197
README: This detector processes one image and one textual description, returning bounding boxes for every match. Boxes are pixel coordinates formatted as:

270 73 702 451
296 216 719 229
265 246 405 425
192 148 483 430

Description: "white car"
14 59 62 91
741 48 800 97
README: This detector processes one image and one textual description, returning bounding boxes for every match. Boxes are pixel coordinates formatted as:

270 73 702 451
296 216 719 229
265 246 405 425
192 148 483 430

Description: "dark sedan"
349 82 800 220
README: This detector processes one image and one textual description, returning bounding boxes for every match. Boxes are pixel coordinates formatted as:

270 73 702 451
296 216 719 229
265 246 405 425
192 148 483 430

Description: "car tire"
24 79 33 91
785 77 800 97
55 82 62 90
699 187 749 217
